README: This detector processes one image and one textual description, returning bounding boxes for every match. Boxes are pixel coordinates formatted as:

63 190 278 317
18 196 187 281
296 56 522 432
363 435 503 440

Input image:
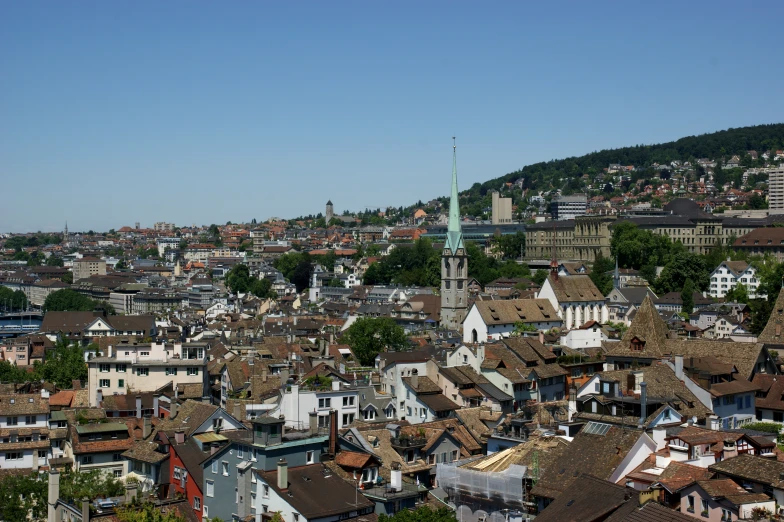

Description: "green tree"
342 317 409 366
43 289 99 312
531 269 549 286
493 231 526 260
249 277 276 299
681 278 695 315
0 286 28 311
654 252 710 294
226 264 252 294
46 255 64 267
512 322 538 335
590 252 615 295
379 506 457 522
725 282 750 304
34 339 89 388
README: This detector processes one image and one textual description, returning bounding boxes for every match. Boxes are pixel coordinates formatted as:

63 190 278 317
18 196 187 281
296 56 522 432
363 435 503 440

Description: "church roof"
605 295 669 358
759 287 784 344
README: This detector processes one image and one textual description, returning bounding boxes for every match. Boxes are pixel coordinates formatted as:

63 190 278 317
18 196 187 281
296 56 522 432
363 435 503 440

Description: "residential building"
768 163 784 213
72 257 107 282
710 453 784 506
462 299 562 344
153 222 176 232
277 381 360 430
66 419 134 477
679 479 774 521
87 342 208 407
253 461 375 522
709 260 762 299
0 393 52 470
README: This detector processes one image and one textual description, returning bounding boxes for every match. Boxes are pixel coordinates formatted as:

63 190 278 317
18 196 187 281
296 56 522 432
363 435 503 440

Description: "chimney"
233 401 242 420
170 399 178 419
153 394 160 418
674 355 684 379
331 380 340 391
538 330 545 344
211 443 220 455
136 395 142 419
262 367 268 383
48 470 60 522
175 429 185 444
390 462 402 492
96 389 103 406
309 411 318 434
72 379 81 390
329 409 338 455
125 482 138 504
411 369 419 390
632 370 643 394
143 415 151 439
639 382 647 425
280 367 290 386
108 345 113 358
82 497 90 522
277 459 288 490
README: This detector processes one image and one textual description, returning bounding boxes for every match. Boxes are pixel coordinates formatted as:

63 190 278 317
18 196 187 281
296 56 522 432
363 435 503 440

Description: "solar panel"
583 421 611 436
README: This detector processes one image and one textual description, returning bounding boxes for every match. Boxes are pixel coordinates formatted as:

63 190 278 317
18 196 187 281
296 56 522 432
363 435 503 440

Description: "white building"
552 194 588 221
276 381 360 430
0 393 52 470
156 237 181 257
537 274 609 330
87 342 208 407
709 260 762 299
462 299 562 344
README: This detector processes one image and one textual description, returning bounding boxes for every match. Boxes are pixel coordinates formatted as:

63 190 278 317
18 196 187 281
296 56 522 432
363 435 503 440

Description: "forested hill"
457 123 784 204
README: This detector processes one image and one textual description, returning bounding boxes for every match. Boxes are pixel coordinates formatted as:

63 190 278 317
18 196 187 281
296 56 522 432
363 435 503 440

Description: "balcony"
390 436 428 449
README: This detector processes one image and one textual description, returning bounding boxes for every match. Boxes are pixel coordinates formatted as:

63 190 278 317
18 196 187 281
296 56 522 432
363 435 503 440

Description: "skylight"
582 421 611 436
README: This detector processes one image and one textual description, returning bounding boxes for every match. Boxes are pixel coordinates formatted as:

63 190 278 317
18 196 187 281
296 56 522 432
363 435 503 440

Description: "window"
193 497 200 510
211 460 218 474
38 450 47 459
342 413 355 426
137 368 149 377
82 456 93 465
206 480 214 497
306 450 314 464
116 364 127 373
237 446 243 459
113 453 123 461
99 364 110 373
140 351 150 357
187 367 199 376
5 452 22 460
166 367 178 376
25 415 35 425
293 514 300 522
112 469 122 478
7 417 17 426
222 461 229 476
363 408 376 421
687 495 695 513
263 485 270 498
701 498 709 516
118 379 125 388
173 467 181 480
343 396 355 407
213 418 223 430
319 398 331 409
99 379 110 388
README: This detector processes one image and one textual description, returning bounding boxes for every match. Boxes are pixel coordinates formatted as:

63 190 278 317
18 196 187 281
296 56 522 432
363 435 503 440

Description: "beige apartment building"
72 257 106 282
87 341 207 407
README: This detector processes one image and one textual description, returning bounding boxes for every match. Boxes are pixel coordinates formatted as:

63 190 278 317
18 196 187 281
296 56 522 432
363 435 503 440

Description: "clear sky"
2 1 783 233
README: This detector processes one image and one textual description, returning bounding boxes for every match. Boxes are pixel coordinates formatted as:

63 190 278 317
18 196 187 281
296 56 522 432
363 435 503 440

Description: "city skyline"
2 1 784 232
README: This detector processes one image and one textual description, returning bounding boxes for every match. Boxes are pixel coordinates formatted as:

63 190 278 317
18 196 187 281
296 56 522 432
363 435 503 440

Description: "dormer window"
630 337 645 351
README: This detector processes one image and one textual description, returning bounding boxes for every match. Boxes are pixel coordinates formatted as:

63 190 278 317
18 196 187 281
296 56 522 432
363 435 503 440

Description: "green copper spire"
445 137 464 254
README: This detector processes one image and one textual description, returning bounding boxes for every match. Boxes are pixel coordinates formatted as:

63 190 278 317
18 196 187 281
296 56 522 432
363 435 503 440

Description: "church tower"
326 200 334 223
441 138 468 331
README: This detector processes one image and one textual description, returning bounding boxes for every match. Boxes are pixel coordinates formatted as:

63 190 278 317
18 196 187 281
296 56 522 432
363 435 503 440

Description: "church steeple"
441 138 468 333
445 137 464 255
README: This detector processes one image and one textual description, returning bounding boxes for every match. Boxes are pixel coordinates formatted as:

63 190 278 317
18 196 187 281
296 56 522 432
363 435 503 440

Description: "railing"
361 482 425 499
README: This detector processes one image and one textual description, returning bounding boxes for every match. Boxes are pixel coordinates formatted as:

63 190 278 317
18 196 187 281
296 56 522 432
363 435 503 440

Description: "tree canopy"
379 506 456 522
43 289 114 314
342 317 409 366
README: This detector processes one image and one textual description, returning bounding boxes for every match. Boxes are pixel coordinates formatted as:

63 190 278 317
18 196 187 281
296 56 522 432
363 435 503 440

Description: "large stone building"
525 199 765 262
441 141 468 331
491 191 512 224
72 257 106 282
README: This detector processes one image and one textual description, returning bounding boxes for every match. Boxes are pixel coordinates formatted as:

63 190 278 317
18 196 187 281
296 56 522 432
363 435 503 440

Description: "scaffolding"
437 460 528 510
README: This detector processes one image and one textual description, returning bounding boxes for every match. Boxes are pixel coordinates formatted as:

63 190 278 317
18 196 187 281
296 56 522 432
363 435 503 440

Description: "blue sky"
2 1 783 233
